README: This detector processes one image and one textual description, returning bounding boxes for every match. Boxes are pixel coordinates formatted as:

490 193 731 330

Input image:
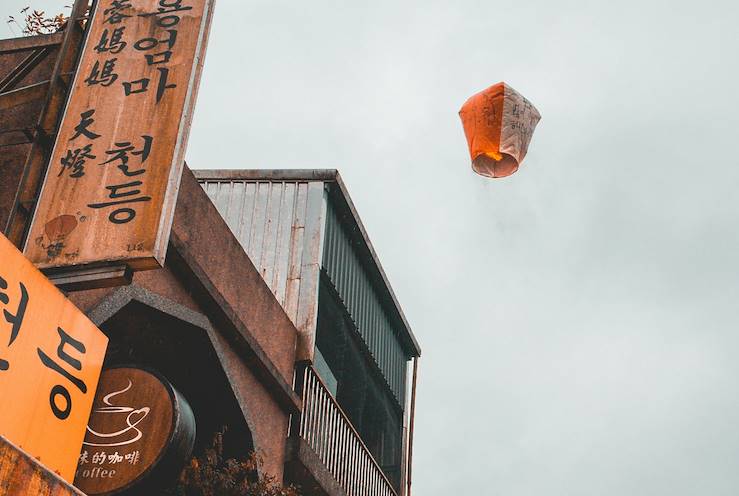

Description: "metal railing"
294 364 398 496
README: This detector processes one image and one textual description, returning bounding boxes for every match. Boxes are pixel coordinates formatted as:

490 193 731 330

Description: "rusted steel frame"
0 32 64 55
302 364 399 496
406 357 418 496
194 169 341 182
0 47 52 94
0 141 33 148
0 79 51 111
0 127 36 136
4 0 91 248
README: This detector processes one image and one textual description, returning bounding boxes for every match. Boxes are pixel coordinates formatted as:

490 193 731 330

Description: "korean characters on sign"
25 0 214 271
0 233 108 482
61 108 153 225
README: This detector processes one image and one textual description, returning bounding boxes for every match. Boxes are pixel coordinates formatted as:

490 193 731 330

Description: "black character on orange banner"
37 327 88 420
139 0 192 20
122 68 176 103
70 109 101 141
103 0 133 25
59 145 95 179
95 27 127 54
0 276 29 372
85 58 119 87
88 181 152 225
99 136 153 177
134 29 178 52
122 78 149 96
134 29 177 67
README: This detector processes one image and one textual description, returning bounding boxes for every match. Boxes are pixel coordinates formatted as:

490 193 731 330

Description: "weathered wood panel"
0 436 85 496
25 0 215 271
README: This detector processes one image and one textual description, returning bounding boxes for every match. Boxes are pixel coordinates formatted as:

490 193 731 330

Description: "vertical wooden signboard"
0 233 108 482
24 0 215 273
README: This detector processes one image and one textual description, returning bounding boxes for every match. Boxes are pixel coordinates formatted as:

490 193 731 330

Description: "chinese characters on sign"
25 0 215 272
74 367 195 495
0 233 108 482
458 82 541 178
77 448 141 483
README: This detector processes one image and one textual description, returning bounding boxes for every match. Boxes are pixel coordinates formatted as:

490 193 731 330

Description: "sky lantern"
459 82 541 178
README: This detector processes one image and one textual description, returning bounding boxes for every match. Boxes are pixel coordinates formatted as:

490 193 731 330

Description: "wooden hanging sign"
23 0 215 275
74 367 195 494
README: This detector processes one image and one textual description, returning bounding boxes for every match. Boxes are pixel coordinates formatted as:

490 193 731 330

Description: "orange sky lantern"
459 82 541 178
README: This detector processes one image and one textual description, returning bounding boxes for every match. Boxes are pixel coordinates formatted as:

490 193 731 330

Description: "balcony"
287 364 399 496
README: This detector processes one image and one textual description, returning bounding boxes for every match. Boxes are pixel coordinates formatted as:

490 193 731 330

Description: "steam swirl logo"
83 379 151 448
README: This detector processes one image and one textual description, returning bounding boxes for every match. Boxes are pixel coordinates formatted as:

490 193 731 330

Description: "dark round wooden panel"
74 367 195 494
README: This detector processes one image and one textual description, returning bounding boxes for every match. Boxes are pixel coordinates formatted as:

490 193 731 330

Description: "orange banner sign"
459 82 541 178
0 233 108 481
25 0 215 271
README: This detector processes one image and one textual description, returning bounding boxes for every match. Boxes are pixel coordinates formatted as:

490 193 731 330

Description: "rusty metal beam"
0 47 52 94
0 80 51 111
406 357 419 496
46 264 133 291
0 128 35 136
0 142 32 148
0 32 64 55
4 0 90 249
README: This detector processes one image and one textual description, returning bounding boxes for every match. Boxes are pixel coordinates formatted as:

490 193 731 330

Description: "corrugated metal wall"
323 201 409 406
200 180 325 360
200 176 409 406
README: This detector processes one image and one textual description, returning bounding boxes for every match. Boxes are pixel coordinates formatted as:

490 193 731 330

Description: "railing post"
298 363 399 496
290 360 310 439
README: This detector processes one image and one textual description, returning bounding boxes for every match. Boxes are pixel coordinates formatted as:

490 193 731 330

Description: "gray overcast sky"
5 1 739 495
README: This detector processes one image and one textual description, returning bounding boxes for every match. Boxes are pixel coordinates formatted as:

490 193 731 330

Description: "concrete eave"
193 169 422 357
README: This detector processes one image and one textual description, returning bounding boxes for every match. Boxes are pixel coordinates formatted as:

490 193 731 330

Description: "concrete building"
0 30 420 496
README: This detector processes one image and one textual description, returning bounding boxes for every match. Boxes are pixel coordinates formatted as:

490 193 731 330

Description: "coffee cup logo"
83 379 151 448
